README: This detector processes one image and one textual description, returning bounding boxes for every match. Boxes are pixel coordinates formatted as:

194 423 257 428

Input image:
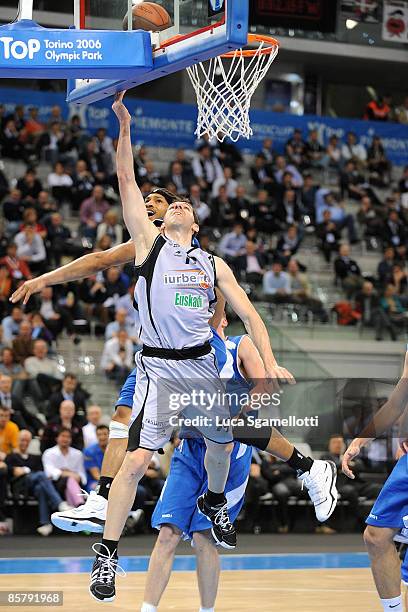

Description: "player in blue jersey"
343 347 408 612
141 313 260 612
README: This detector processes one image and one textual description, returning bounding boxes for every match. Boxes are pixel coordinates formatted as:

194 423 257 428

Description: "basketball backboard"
67 0 248 105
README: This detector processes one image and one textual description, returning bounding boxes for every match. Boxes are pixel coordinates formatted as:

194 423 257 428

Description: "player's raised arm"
112 92 158 263
10 241 136 305
342 348 408 478
214 256 295 389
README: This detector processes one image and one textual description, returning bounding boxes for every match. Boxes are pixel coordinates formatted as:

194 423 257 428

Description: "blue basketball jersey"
179 329 250 439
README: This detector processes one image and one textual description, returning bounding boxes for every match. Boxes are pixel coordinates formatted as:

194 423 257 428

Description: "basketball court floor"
0 537 382 611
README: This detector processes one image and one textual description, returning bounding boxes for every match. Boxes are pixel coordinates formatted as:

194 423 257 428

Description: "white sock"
380 596 402 611
141 604 157 612
199 608 214 612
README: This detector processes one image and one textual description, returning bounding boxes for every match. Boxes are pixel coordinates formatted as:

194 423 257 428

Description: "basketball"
122 2 172 32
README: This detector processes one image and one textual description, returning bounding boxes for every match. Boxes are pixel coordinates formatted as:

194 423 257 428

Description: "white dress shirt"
42 444 87 485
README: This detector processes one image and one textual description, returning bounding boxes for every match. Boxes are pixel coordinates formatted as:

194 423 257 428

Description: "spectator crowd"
0 98 407 536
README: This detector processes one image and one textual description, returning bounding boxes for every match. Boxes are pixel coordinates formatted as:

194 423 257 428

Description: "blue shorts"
366 456 408 529
152 438 252 540
115 368 136 409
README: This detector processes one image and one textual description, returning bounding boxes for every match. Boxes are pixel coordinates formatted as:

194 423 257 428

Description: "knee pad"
109 420 129 440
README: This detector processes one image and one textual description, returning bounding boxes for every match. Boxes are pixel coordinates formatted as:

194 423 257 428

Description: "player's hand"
342 440 361 479
265 364 296 393
10 277 46 304
112 91 131 124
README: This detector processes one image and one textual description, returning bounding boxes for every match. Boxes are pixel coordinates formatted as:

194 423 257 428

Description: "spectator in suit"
357 195 385 246
399 166 408 194
210 185 236 228
6 429 70 536
334 244 364 298
258 138 277 166
167 161 192 196
355 281 396 341
0 348 27 400
250 155 275 194
339 161 366 201
41 400 84 453
316 210 341 263
325 135 342 170
377 247 396 288
382 210 406 249
276 190 302 230
285 129 307 168
3 188 25 236
82 405 104 449
47 373 88 421
44 213 72 268
84 424 109 490
300 174 319 219
42 427 86 508
305 129 325 168
316 192 358 244
191 144 223 196
276 225 302 263
237 241 267 284
0 375 42 435
16 169 43 204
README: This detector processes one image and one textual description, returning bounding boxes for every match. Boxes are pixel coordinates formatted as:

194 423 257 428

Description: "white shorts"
129 350 234 450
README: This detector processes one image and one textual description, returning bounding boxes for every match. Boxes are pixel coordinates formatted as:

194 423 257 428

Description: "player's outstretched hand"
112 91 131 124
10 277 46 305
265 364 296 393
342 440 361 479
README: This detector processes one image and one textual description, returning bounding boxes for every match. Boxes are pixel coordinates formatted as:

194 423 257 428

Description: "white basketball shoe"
299 460 338 522
51 491 107 533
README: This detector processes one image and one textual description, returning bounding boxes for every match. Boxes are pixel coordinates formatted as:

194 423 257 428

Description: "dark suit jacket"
47 390 88 421
40 416 84 453
334 257 361 280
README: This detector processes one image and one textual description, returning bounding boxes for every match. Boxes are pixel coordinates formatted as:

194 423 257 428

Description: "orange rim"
221 34 279 58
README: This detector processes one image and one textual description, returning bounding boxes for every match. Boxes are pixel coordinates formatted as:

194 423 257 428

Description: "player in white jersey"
88 91 296 602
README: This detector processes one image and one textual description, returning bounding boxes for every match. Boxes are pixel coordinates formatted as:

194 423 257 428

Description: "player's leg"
364 526 401 609
233 421 337 522
141 525 182 612
364 456 408 612
142 439 207 611
198 438 235 548
193 531 220 612
401 549 408 611
51 370 137 533
90 447 153 603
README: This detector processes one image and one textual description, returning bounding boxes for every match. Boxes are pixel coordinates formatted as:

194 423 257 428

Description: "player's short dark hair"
64 372 77 380
146 188 179 205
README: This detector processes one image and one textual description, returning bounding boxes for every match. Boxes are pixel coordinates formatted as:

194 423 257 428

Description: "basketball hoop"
187 34 279 143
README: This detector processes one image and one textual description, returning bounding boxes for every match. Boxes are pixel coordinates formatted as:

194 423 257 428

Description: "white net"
187 37 279 143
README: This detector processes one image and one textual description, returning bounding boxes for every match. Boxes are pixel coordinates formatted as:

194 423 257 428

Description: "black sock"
287 447 314 476
205 490 226 506
101 538 118 558
96 476 114 501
